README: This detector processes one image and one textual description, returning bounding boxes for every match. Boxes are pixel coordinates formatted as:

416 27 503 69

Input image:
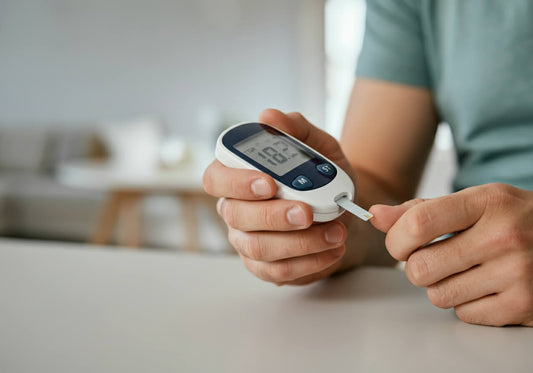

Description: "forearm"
335 79 438 271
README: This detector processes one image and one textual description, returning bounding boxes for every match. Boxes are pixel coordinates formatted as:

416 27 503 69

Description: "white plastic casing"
215 123 355 222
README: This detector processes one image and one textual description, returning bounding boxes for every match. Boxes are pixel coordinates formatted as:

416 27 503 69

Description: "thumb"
369 198 426 233
258 109 346 164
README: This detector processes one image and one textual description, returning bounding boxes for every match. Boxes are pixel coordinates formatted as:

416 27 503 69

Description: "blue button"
291 175 313 190
316 163 335 176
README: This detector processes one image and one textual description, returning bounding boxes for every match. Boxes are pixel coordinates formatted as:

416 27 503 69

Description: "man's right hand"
202 109 356 285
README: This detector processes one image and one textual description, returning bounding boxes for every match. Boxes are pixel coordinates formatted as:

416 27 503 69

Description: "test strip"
335 195 373 222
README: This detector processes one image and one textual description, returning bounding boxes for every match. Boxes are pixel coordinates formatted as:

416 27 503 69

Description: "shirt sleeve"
356 0 431 88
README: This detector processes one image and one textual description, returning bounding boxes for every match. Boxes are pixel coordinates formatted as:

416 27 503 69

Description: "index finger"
386 189 484 261
202 160 277 200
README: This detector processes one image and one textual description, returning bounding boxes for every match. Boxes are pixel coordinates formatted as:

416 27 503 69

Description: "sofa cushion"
48 126 103 164
0 172 103 240
0 127 50 172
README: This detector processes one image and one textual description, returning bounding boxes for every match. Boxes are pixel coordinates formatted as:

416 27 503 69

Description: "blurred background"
0 0 455 252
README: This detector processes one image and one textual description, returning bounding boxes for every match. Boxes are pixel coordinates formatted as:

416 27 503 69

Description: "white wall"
0 0 325 137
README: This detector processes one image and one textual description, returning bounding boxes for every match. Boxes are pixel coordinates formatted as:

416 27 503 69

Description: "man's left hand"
370 183 533 326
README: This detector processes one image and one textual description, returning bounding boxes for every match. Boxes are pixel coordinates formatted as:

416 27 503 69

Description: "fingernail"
251 178 271 198
325 224 344 244
216 198 225 216
287 206 307 227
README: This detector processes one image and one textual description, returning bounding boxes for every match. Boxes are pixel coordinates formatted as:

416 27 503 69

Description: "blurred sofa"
0 125 104 241
0 124 226 252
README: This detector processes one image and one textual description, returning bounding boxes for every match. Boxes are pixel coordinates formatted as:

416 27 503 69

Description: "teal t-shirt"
356 0 533 192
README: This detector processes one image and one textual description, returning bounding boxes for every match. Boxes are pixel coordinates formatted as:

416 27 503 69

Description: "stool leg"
91 191 123 245
181 193 199 252
119 192 144 248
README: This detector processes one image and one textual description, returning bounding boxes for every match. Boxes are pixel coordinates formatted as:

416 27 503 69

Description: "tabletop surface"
1 238 532 373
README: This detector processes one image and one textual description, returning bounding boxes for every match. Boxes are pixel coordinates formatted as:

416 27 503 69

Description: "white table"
1 238 532 373
57 154 224 250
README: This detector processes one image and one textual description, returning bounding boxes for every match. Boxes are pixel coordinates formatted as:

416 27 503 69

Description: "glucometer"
215 122 373 222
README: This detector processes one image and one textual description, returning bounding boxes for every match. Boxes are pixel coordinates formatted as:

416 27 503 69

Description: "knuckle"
313 252 323 271
290 111 307 123
453 306 504 326
228 230 265 261
239 254 256 273
277 229 314 260
201 167 214 194
294 231 308 253
243 235 266 261
506 224 528 249
222 202 238 228
427 284 456 309
405 253 431 286
241 256 271 283
491 222 527 251
384 234 403 260
268 260 293 282
485 183 515 206
310 252 326 273
489 225 507 248
404 208 431 241
259 204 277 230
454 306 479 325
227 228 243 253
229 176 243 196
259 108 272 117
227 228 236 245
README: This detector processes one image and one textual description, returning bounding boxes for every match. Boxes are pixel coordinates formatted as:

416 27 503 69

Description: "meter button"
291 175 313 190
316 163 335 176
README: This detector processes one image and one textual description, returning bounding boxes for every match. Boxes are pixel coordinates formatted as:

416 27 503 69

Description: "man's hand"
370 183 533 326
203 109 357 285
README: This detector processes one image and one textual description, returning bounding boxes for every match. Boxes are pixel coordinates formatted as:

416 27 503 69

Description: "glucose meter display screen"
234 131 312 176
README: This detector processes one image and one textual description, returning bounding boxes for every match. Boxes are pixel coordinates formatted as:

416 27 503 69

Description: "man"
203 0 533 326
